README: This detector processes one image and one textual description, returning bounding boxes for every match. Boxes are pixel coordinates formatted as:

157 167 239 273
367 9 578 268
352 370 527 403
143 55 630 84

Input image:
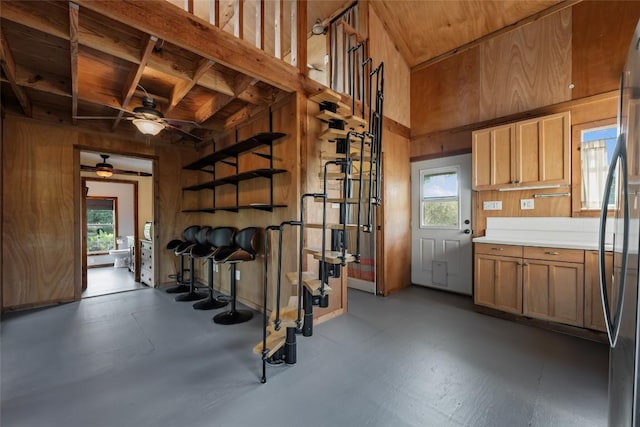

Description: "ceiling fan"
81 154 151 177
74 89 202 142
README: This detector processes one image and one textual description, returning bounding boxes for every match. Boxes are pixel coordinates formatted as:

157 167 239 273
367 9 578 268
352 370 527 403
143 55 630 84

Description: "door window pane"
420 169 459 228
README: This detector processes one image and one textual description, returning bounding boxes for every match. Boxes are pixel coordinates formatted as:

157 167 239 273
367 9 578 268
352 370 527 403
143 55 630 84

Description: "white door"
411 154 472 295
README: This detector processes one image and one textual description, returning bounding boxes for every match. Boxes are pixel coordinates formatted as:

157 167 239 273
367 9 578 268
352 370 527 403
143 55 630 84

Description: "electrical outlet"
483 201 502 211
214 264 218 273
331 203 340 209
235 270 240 281
520 199 534 210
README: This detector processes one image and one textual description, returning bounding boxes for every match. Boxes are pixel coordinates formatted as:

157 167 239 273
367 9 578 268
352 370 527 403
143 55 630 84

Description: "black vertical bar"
284 327 297 364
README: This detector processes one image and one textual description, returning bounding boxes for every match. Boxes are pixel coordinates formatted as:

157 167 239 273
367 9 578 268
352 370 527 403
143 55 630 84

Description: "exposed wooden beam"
237 84 277 105
412 0 583 72
234 0 244 39
75 1 300 92
0 1 68 40
69 2 79 124
210 0 220 26
198 68 236 97
13 66 71 98
256 0 264 50
166 58 215 114
275 0 283 59
195 93 233 123
113 35 158 130
0 29 32 116
296 0 307 75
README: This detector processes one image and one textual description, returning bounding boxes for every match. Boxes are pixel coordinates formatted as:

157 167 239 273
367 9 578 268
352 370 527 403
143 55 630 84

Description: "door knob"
463 229 472 234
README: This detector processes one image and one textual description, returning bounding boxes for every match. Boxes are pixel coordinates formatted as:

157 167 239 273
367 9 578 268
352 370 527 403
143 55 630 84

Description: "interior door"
411 154 472 295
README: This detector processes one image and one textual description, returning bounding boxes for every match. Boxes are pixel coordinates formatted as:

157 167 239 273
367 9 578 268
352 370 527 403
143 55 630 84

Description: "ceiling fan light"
132 118 164 136
95 165 113 177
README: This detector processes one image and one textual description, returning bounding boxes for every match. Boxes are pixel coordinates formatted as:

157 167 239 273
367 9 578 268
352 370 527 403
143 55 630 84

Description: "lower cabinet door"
474 254 522 314
584 250 612 332
523 259 584 327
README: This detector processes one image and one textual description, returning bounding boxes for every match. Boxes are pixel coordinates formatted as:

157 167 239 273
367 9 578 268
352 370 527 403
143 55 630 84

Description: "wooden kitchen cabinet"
474 243 523 314
472 124 515 190
584 250 613 332
474 243 587 328
472 111 570 191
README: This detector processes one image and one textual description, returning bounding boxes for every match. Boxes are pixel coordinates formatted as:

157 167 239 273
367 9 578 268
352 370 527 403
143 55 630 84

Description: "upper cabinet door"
472 111 570 191
516 111 571 187
472 124 515 190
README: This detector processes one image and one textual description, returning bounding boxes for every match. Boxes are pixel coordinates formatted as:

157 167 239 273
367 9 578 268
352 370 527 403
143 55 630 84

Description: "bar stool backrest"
183 225 201 243
207 227 236 249
234 227 259 259
195 226 212 245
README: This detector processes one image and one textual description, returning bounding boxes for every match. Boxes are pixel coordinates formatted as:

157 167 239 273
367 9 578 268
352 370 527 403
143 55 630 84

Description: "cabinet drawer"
475 243 523 258
523 246 584 263
140 259 152 270
140 268 154 286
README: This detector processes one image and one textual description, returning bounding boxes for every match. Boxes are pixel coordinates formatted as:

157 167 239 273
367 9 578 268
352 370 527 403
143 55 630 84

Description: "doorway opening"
79 151 154 298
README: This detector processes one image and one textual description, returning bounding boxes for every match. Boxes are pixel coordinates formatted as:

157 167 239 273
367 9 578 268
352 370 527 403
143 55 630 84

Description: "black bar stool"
165 225 200 294
191 226 236 310
175 226 209 302
213 227 259 325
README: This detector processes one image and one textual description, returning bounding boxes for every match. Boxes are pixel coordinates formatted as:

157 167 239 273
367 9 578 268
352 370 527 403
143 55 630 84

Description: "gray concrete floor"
1 286 608 427
84 266 146 298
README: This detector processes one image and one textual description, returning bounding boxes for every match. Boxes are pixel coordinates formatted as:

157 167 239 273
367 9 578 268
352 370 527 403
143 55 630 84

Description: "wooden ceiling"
370 0 565 68
1 0 574 145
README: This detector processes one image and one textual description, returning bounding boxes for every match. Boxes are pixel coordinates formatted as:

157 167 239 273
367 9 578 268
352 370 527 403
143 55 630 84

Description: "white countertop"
473 217 613 252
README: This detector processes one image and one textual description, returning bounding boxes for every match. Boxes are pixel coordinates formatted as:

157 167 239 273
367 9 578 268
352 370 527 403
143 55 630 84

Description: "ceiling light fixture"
312 18 326 36
95 154 114 178
132 118 165 136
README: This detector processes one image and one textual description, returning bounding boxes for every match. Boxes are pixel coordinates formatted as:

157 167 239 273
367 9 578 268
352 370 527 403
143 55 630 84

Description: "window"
86 197 117 254
577 122 618 212
420 167 459 228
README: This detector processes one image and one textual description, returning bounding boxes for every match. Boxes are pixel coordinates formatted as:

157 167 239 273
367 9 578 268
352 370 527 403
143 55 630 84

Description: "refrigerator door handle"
599 133 629 348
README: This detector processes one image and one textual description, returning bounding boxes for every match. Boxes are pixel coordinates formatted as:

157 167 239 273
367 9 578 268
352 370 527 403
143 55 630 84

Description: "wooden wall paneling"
410 47 479 136
479 9 572 121
472 188 571 238
368 4 410 127
572 0 640 99
410 129 472 161
380 127 411 295
2 120 77 309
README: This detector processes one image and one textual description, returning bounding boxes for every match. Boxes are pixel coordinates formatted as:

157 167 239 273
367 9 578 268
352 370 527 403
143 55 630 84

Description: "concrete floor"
1 286 608 427
84 266 146 298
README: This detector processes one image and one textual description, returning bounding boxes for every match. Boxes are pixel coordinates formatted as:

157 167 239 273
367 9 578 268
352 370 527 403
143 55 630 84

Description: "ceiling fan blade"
163 118 201 128
165 123 203 142
112 168 152 177
81 164 98 171
74 116 120 120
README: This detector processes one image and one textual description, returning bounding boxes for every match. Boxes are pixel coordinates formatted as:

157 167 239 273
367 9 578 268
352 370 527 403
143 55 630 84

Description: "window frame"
571 117 617 217
419 165 461 230
86 196 118 255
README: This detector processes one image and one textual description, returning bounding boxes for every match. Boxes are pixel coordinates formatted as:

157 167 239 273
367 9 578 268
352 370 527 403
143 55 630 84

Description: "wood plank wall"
186 94 302 315
410 0 640 159
1 117 204 310
368 4 410 128
380 127 411 295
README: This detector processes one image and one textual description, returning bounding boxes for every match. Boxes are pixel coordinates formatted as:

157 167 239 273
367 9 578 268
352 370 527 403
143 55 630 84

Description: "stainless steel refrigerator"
599 19 640 426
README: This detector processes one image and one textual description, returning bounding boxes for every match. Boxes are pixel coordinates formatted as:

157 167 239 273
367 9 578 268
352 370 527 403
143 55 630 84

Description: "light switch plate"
235 270 240 281
483 201 502 211
520 199 534 210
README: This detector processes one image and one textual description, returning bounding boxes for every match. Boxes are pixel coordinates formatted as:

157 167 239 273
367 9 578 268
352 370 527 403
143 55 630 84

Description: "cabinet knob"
544 251 559 255
491 247 504 251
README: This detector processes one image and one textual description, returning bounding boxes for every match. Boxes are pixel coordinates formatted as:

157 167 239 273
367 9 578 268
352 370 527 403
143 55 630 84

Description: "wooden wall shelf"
182 132 288 214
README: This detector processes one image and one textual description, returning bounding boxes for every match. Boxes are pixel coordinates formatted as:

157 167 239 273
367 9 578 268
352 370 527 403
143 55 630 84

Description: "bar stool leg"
165 254 190 294
213 264 253 325
193 259 228 310
175 254 207 302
